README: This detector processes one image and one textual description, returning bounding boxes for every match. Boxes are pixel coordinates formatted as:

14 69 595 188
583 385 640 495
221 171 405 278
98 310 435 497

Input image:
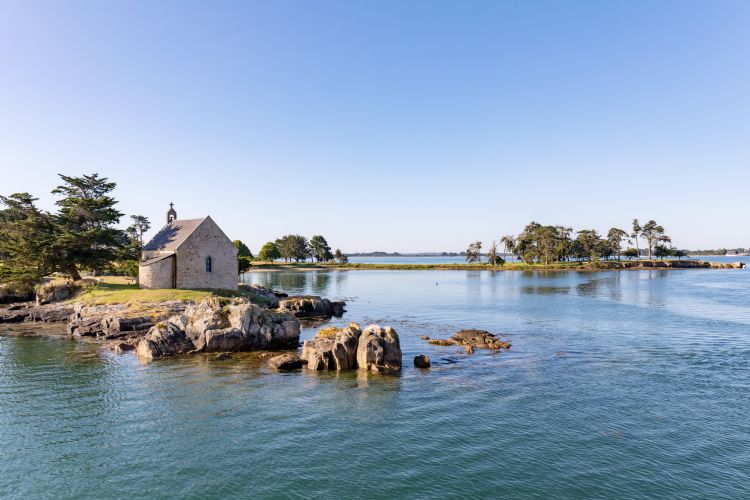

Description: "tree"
51 174 125 279
0 193 58 293
500 235 515 256
466 241 482 263
574 229 603 262
623 247 639 259
258 241 281 262
654 244 672 260
640 220 666 260
631 219 642 260
309 235 333 262
334 248 348 264
275 234 309 262
127 215 151 249
238 255 253 274
233 240 253 258
487 241 498 266
607 228 628 261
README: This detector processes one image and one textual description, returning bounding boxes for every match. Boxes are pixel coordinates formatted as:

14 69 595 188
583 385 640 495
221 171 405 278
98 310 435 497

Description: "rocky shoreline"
0 290 348 357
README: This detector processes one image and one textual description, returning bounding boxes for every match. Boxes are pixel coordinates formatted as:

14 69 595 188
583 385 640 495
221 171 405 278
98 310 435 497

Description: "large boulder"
278 296 346 319
268 353 304 371
136 322 196 360
137 298 301 359
301 323 362 370
356 325 402 373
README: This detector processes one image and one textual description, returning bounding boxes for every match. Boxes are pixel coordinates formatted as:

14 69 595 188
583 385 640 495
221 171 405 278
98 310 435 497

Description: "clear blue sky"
1 0 749 252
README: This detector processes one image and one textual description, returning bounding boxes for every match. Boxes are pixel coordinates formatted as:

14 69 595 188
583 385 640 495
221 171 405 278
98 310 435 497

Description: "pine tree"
51 174 125 279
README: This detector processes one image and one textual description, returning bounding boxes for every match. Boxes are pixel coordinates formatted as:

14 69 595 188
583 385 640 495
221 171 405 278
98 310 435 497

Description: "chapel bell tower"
167 202 177 224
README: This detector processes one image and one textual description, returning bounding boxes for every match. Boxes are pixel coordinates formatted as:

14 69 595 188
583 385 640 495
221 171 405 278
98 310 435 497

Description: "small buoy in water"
436 282 439 286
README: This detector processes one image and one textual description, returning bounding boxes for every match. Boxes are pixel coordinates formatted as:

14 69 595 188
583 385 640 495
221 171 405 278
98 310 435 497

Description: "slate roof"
143 218 206 251
140 253 175 266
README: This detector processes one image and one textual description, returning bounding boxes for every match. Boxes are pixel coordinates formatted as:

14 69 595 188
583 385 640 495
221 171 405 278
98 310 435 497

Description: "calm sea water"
2 266 750 498
348 255 750 265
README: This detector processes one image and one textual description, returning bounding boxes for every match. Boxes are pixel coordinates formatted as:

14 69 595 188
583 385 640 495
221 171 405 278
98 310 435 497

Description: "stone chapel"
138 204 238 290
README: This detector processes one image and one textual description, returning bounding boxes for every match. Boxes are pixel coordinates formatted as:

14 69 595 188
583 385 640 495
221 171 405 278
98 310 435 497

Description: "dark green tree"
309 235 334 262
258 241 281 262
630 219 642 260
623 247 639 259
334 248 348 264
607 228 628 261
51 174 125 279
238 255 253 274
0 193 58 293
640 220 666 260
233 240 253 258
275 235 309 262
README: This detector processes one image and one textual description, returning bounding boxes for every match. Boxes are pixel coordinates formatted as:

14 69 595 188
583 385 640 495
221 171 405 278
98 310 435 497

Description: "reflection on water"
241 270 347 297
2 267 750 498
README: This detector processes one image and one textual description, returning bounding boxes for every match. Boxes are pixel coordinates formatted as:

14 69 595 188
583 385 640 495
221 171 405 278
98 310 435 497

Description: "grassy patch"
72 276 273 306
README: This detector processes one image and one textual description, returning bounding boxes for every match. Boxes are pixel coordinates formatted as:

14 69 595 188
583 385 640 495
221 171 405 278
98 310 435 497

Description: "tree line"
256 235 348 264
467 219 685 265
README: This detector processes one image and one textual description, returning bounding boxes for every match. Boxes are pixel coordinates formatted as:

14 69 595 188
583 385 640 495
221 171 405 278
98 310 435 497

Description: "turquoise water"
2 268 750 498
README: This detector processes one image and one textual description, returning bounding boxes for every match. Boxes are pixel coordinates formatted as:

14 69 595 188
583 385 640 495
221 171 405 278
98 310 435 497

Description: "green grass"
73 276 275 307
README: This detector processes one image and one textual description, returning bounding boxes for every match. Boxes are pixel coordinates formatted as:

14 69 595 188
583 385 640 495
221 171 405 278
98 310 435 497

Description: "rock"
135 298 301 359
0 285 34 304
420 335 430 340
268 353 304 371
68 301 187 339
278 296 346 319
356 325 402 373
464 345 475 354
427 338 455 346
214 352 231 360
237 284 282 308
426 330 511 350
35 279 96 305
0 302 74 324
136 322 196 360
183 298 300 353
113 342 135 354
301 322 362 370
452 329 511 349
414 354 431 368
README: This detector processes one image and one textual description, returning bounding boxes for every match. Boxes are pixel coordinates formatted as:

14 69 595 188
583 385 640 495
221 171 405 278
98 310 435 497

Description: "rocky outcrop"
709 261 746 269
268 353 305 371
0 285 34 304
136 322 196 360
35 279 97 305
301 323 362 370
427 330 511 350
278 296 346 319
357 325 402 373
135 298 301 360
68 301 188 340
414 354 431 368
237 284 288 308
0 302 74 323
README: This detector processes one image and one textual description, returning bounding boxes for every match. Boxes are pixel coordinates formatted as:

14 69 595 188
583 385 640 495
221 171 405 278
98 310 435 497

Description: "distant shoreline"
247 259 745 272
